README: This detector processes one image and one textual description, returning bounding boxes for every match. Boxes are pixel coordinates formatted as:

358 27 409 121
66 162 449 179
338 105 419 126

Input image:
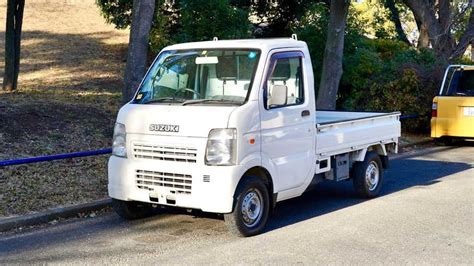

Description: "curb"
0 198 111 232
391 145 456 160
399 139 433 150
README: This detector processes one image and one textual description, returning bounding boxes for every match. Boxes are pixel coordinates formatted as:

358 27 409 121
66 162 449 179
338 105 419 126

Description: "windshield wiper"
181 99 242 106
142 97 186 104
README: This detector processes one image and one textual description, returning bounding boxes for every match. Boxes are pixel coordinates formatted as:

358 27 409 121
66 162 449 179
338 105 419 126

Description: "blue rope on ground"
0 148 112 167
400 114 418 119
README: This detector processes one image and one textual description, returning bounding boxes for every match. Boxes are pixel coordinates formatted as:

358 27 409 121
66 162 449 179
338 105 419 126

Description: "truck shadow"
265 155 472 232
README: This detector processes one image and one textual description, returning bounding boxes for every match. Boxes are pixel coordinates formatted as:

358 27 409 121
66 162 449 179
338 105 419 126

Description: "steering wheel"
174 88 201 98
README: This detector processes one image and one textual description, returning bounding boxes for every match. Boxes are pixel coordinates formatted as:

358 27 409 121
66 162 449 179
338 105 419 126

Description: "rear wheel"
224 177 270 237
112 199 156 220
352 152 384 198
440 137 454 146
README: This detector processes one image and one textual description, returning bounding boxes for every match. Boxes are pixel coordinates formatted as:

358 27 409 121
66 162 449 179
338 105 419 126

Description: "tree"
2 0 25 91
401 0 473 61
383 0 410 43
317 0 350 110
247 0 323 37
122 0 156 103
175 0 251 43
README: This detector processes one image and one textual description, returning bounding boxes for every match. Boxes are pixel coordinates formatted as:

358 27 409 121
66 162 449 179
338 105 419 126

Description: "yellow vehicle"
431 65 474 143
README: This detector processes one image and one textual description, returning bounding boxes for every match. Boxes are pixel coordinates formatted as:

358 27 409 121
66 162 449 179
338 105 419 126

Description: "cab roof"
448 64 474 70
163 38 307 52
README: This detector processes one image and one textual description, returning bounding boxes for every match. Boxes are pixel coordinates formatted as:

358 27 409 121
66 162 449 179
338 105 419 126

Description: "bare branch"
450 10 474 61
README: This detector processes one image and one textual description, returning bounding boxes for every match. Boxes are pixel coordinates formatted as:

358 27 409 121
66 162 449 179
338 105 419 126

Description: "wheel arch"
352 144 390 169
238 166 276 208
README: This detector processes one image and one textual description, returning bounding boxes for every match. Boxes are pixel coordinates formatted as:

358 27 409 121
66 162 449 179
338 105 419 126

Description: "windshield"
442 68 474 96
132 49 261 105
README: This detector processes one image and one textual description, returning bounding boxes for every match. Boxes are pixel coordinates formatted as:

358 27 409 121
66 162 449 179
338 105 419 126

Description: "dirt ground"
0 0 129 217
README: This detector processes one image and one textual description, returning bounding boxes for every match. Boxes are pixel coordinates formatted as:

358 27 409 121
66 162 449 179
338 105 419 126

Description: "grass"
0 0 128 217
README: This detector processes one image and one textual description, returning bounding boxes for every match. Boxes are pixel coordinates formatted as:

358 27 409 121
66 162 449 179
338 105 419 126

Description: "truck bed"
315 110 401 157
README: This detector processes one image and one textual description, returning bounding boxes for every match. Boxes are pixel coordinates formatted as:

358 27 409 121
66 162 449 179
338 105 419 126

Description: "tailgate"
434 96 474 138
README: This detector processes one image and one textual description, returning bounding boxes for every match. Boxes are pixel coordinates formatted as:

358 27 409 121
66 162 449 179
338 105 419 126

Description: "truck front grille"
133 143 197 163
136 170 192 195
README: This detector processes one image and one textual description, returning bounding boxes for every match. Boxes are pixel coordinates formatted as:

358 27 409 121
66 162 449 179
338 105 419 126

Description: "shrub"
339 39 446 132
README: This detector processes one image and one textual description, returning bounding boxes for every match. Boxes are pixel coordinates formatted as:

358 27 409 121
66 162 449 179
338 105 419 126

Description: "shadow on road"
265 155 471 232
0 148 472 260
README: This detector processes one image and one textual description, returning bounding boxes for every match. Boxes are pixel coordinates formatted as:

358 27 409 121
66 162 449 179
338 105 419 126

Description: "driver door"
259 51 315 192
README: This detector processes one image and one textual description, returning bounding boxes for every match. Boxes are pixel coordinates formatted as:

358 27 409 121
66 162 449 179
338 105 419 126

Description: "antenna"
291 34 298 40
213 37 218 41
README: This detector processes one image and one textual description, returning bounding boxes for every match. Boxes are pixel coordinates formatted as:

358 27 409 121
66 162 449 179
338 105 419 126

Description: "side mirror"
268 85 287 108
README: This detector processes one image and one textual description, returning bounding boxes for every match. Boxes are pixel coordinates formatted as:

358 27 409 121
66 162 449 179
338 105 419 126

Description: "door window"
265 56 304 109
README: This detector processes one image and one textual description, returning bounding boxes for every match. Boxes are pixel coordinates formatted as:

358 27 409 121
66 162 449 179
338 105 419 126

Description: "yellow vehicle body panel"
431 96 474 138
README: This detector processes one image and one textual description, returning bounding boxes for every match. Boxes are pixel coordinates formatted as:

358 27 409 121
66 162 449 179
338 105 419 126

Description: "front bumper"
108 155 246 213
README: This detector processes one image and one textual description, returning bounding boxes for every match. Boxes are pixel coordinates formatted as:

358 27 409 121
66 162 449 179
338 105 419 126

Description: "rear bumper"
108 156 246 213
431 117 474 138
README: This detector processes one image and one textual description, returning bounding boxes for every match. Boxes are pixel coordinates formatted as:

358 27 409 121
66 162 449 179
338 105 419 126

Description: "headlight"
112 123 127 158
205 128 237 166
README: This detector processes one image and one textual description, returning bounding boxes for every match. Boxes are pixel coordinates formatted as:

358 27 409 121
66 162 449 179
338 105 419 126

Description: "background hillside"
0 0 128 216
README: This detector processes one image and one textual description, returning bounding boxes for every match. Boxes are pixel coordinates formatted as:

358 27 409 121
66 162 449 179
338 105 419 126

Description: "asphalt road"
1 145 473 264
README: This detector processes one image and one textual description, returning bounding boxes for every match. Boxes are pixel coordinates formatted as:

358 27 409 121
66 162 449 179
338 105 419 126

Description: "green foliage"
292 3 329 87
259 0 318 37
96 0 135 29
149 0 178 52
174 0 251 43
353 0 398 39
97 0 252 53
340 39 446 132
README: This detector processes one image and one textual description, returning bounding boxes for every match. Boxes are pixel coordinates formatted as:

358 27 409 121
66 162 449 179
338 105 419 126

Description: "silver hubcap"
241 189 263 227
365 161 380 191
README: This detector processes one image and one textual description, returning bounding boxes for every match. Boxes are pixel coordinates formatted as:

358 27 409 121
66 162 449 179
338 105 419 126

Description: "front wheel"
112 199 157 220
352 151 384 198
224 177 270 237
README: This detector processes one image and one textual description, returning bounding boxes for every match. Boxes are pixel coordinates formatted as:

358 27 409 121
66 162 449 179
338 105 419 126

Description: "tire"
442 137 454 146
352 151 384 198
112 198 156 220
435 137 453 146
224 176 271 237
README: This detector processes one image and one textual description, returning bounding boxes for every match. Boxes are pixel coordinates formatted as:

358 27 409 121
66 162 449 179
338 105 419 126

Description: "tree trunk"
415 16 430 48
2 0 25 92
317 0 350 110
123 0 156 103
402 0 472 61
384 0 410 44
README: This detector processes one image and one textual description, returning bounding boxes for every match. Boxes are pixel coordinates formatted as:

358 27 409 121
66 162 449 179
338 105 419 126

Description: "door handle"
301 110 310 117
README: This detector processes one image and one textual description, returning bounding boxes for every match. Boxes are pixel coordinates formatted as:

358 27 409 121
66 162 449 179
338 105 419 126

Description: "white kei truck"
108 37 401 236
